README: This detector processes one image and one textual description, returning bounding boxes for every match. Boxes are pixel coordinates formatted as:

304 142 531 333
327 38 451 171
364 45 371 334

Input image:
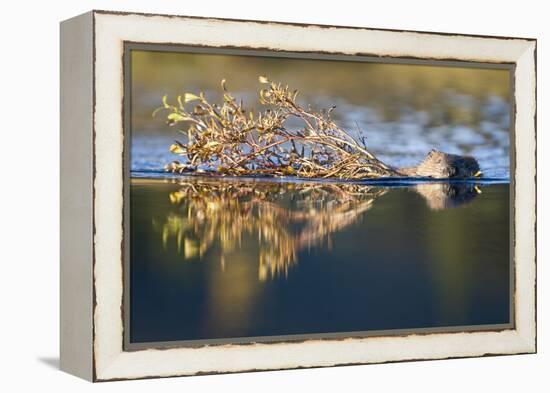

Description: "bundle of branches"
156 76 396 179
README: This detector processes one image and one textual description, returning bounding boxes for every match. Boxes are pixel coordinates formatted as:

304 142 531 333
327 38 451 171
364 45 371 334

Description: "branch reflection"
153 179 480 281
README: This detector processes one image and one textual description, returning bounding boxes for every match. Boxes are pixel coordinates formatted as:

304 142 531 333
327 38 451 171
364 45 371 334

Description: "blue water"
129 178 511 343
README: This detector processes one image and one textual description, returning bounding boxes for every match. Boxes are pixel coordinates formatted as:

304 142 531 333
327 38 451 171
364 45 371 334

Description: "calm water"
129 177 510 344
129 52 512 344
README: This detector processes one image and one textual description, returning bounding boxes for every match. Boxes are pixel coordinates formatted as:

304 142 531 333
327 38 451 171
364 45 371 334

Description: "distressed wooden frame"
60 10 537 382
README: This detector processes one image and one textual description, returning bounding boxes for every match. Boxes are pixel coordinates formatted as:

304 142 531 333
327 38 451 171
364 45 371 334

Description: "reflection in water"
413 183 481 210
130 178 509 343
153 179 480 281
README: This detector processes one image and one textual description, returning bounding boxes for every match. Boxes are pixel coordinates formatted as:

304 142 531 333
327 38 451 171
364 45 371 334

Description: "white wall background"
0 0 545 390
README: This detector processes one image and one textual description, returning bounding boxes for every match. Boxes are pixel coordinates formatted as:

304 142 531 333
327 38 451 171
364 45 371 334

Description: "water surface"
129 178 510 344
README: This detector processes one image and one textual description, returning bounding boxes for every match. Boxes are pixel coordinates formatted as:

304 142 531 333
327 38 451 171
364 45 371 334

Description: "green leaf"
162 95 170 108
258 75 270 84
167 113 187 122
169 143 186 154
184 93 200 103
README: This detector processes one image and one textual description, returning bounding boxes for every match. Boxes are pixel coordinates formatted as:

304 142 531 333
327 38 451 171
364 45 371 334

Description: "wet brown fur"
395 149 481 179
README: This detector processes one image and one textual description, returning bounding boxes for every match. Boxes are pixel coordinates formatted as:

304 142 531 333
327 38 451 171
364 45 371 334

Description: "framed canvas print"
60 10 537 381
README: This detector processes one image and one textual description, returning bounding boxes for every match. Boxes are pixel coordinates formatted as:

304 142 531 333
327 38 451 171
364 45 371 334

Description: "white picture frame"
60 10 536 381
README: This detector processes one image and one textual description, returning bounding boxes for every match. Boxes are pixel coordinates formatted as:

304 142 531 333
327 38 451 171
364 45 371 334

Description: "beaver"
394 149 482 179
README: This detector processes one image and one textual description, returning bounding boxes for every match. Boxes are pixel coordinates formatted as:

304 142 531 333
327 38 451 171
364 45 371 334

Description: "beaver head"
407 149 481 179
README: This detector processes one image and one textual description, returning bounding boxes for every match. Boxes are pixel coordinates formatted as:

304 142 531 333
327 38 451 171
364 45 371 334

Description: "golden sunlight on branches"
155 77 396 179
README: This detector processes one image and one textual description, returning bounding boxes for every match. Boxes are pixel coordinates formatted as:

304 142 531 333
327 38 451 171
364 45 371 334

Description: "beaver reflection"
154 180 480 281
413 183 481 210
